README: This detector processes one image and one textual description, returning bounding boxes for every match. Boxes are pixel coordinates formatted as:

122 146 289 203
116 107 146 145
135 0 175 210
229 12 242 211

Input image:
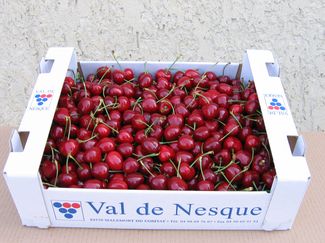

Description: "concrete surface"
0 0 324 131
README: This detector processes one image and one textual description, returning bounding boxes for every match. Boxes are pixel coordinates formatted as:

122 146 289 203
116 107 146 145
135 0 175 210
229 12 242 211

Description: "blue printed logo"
52 201 84 221
264 94 288 115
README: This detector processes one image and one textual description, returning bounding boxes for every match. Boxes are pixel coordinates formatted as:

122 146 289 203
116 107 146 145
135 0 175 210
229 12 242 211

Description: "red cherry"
54 108 70 126
245 135 261 151
84 179 106 189
242 170 260 188
124 68 134 81
223 136 243 152
164 125 181 141
125 172 145 189
117 143 134 158
150 175 168 190
123 157 140 174
94 124 111 138
58 172 78 187
40 160 60 179
224 163 243 183
96 137 115 153
197 180 214 191
105 151 123 170
141 137 160 154
107 180 128 189
262 169 276 189
59 139 79 157
77 163 92 181
178 135 194 151
235 150 252 167
78 97 94 114
167 177 188 190
159 145 175 163
84 147 102 163
179 163 196 181
91 162 109 180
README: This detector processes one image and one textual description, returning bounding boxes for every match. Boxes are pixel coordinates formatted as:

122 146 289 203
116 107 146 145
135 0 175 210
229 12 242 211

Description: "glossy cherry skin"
235 150 252 168
96 137 115 153
107 180 128 189
84 147 102 163
58 172 78 187
54 108 70 126
141 137 160 154
252 154 270 175
91 162 109 180
105 151 123 170
159 145 175 163
216 181 235 191
179 163 196 181
197 180 214 191
178 135 195 151
83 179 106 189
150 174 168 190
40 159 60 179
262 169 276 189
59 139 79 157
123 157 140 174
242 170 260 188
164 125 181 141
224 163 243 183
167 177 188 191
214 149 232 166
77 163 92 181
125 172 145 189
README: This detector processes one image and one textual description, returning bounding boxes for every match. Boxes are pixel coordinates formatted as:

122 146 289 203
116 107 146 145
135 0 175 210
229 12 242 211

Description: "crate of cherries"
40 60 276 192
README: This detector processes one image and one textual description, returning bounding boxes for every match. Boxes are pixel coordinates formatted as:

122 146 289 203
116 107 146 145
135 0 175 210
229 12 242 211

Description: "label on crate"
48 199 265 228
264 94 288 116
52 201 84 221
29 89 54 111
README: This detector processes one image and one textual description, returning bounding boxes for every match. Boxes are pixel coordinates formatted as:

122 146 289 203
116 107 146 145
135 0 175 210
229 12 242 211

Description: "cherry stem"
222 62 230 76
65 155 69 174
262 142 271 163
81 78 88 97
144 88 158 99
167 55 181 73
213 160 234 173
162 99 175 114
216 119 226 126
219 125 239 141
132 97 143 112
220 171 236 190
190 151 214 167
228 100 247 103
194 74 207 91
77 134 98 143
169 159 181 178
229 111 243 129
111 50 122 70
159 140 178 144
136 153 160 161
194 92 210 104
145 120 157 136
69 155 83 169
54 159 59 186
100 121 119 134
157 84 176 103
199 158 205 181
98 67 111 84
100 99 111 119
138 159 155 177
252 181 259 191
43 182 57 188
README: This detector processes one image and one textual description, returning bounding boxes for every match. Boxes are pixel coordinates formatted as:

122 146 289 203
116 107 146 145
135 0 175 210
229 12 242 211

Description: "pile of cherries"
40 63 276 191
